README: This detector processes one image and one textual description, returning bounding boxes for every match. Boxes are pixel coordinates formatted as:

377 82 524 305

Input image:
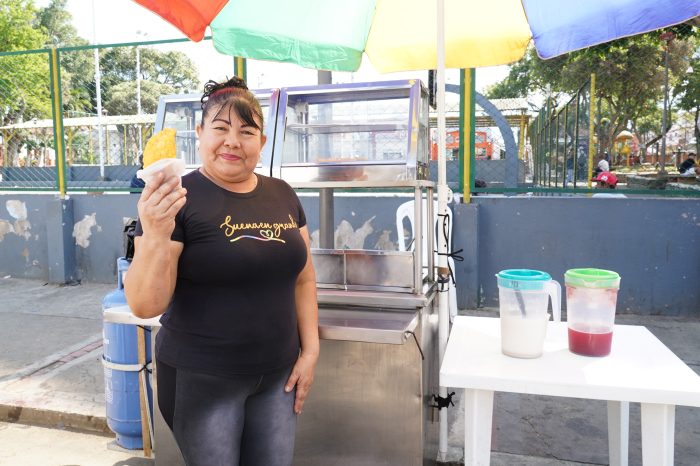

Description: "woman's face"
196 103 266 185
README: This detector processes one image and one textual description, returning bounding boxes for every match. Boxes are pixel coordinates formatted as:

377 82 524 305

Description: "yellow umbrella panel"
366 0 532 72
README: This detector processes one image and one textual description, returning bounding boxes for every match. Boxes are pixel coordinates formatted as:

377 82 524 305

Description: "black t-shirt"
136 170 308 375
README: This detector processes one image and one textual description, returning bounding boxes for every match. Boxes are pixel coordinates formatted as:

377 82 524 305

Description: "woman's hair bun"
201 77 249 107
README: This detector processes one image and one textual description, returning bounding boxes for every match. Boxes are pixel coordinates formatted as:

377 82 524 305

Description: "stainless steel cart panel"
313 249 416 292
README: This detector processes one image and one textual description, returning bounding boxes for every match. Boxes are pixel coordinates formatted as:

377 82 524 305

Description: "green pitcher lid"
565 268 620 288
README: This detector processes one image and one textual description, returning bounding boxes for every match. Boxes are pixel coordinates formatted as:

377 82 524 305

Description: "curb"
0 403 110 435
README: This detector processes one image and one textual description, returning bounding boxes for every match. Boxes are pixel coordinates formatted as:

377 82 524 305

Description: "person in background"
679 152 696 176
593 171 618 189
576 145 588 180
129 153 145 191
125 76 319 466
592 171 626 198
594 152 610 178
565 154 574 185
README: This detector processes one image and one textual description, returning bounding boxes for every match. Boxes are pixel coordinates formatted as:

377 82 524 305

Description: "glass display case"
271 80 429 182
154 89 279 171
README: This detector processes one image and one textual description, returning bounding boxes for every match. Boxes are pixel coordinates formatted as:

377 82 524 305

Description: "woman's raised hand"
137 172 187 240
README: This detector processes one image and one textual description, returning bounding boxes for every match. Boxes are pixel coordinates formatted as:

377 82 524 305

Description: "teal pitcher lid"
496 269 551 290
565 268 620 288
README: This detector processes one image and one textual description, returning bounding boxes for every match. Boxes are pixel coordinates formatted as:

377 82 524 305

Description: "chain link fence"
530 81 593 189
0 49 55 190
0 38 201 192
428 93 462 192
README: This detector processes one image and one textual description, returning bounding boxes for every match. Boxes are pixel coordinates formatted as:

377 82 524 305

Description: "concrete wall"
1 192 698 316
0 196 50 280
71 195 141 282
0 194 139 283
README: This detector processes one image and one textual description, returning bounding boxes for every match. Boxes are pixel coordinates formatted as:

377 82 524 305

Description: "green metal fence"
1 24 698 198
530 79 594 190
0 48 55 191
0 37 199 194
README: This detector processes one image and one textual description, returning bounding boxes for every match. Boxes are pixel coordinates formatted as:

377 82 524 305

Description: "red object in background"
660 31 675 42
430 130 492 160
475 131 493 159
592 171 618 187
568 327 613 356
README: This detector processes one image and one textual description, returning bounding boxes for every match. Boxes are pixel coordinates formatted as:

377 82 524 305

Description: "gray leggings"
157 359 297 466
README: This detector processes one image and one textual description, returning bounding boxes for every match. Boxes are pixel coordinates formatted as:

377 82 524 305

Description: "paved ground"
0 421 153 466
0 276 699 465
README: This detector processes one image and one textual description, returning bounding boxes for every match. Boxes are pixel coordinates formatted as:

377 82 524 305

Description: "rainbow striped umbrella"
133 0 699 72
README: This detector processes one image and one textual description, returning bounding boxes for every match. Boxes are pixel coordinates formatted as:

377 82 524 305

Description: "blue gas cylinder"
102 257 153 450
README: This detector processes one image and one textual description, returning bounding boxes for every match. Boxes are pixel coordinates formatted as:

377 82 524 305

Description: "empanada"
143 128 177 168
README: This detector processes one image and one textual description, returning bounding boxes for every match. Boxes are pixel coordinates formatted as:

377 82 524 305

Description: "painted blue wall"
452 196 700 316
0 196 49 280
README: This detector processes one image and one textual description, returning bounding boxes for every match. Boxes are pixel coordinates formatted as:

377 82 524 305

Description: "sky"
38 0 510 93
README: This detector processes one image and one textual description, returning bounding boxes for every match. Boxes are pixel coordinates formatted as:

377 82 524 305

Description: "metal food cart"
149 80 440 465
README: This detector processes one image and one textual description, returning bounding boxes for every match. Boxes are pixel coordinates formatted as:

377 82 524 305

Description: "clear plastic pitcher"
496 269 561 358
565 268 621 357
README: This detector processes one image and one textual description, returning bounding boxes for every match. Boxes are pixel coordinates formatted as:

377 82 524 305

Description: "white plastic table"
440 316 700 466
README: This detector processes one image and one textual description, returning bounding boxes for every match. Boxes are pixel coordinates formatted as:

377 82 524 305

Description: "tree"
0 0 201 167
483 48 571 116
0 0 52 166
37 0 94 116
105 80 175 116
484 59 532 100
675 52 700 155
0 0 51 125
490 24 698 166
140 49 199 92
36 0 85 48
536 33 693 156
0 0 46 52
105 80 176 161
99 47 199 115
38 1 199 118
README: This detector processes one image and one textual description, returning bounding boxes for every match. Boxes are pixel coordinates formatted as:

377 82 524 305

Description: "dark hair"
200 77 264 132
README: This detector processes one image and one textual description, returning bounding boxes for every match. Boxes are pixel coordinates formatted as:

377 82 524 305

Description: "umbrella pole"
436 0 450 461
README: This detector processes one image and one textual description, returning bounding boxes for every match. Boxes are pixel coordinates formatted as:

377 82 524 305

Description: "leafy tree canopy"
36 0 87 48
490 24 698 155
36 0 93 114
484 58 531 100
1 0 201 124
0 0 46 52
674 51 700 154
0 0 51 125
100 47 199 114
105 80 176 116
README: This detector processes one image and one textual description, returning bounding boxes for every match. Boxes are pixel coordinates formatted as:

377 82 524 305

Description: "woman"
125 77 319 466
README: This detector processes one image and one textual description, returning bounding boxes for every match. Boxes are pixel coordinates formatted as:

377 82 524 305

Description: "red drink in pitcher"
564 269 621 357
568 326 612 356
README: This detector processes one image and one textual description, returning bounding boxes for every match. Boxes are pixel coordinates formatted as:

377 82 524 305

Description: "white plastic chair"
396 199 458 321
